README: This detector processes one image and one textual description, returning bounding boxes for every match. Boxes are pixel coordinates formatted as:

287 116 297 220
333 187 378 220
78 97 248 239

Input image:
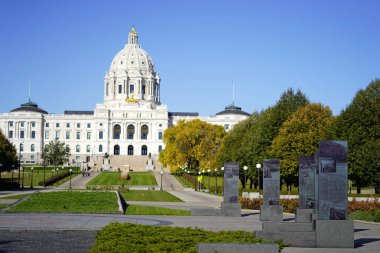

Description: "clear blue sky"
0 0 379 116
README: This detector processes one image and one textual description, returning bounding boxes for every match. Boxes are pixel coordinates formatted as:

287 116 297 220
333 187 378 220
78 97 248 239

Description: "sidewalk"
57 170 99 189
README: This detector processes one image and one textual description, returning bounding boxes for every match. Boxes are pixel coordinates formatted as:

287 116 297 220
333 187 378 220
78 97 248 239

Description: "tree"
332 79 380 193
0 130 19 174
217 88 309 189
159 119 226 173
269 103 333 189
41 140 70 168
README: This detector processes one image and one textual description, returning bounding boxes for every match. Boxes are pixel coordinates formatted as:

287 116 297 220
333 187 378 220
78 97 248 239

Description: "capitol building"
0 27 249 170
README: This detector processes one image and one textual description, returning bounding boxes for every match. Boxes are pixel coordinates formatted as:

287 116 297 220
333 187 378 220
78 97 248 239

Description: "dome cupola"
104 26 161 105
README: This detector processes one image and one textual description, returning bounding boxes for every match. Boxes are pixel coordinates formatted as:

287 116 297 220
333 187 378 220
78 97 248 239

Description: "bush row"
241 198 380 213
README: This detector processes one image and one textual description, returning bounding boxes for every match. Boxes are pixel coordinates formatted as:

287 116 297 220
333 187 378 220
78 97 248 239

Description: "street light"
22 166 25 189
256 163 262 196
202 169 205 192
43 161 46 187
160 171 164 191
214 168 218 194
207 169 210 192
30 167 34 189
243 166 248 190
221 167 224 195
0 163 2 180
51 169 54 182
69 169 73 189
198 171 201 191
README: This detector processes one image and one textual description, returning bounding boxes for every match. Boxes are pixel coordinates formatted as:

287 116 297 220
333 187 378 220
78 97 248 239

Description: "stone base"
296 208 314 223
315 220 354 248
198 243 278 253
191 208 221 216
221 202 241 217
312 213 319 220
255 231 316 247
260 205 283 221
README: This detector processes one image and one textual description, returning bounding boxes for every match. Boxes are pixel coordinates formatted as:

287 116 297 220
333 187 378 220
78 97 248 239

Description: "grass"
87 172 157 186
6 191 120 213
90 222 281 253
0 204 8 209
126 205 190 215
0 193 31 199
350 210 380 222
120 190 182 202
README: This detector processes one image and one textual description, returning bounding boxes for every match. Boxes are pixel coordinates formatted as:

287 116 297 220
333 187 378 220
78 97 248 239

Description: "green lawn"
87 172 157 186
90 222 281 253
0 204 7 209
6 191 120 213
120 190 182 202
350 210 380 222
0 193 31 199
126 205 190 215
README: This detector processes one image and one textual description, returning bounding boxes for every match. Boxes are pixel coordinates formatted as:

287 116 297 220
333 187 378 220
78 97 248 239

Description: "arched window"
128 145 134 155
86 145 91 153
106 82 109 96
114 145 120 155
158 145 162 153
113 124 121 139
20 143 24 152
127 124 135 139
141 125 149 140
76 145 80 153
141 145 148 156
31 144 35 152
99 144 103 153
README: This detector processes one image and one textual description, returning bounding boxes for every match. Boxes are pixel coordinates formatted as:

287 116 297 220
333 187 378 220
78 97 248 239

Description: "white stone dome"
104 26 161 105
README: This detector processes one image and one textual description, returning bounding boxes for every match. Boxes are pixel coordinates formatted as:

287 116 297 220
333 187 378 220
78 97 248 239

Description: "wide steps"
255 231 316 247
262 221 314 233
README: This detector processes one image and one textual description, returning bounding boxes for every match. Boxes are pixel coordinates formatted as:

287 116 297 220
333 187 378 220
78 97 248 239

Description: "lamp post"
18 142 23 183
202 169 205 192
51 169 54 182
69 169 73 190
207 169 210 191
43 161 46 187
30 167 34 189
11 165 15 182
160 171 163 191
243 166 248 190
256 163 262 197
221 166 224 195
198 171 201 191
0 163 2 180
22 166 25 189
214 168 218 194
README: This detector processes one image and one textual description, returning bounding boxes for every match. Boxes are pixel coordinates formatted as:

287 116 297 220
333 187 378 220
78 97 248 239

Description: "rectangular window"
45 131 49 139
8 130 13 138
66 131 70 139
56 123 60 128
31 131 36 139
76 156 80 161
45 122 50 127
142 85 146 95
20 122 25 127
8 121 13 127
31 155 35 161
76 131 81 140
87 123 91 128
158 131 163 140
20 130 25 138
130 84 134 93
31 121 36 127
77 123 81 128
66 123 70 128
55 131 60 140
87 132 91 140
118 85 122 94
99 131 103 140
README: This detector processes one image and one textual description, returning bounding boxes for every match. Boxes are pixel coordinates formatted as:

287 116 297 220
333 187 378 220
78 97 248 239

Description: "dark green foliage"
349 210 380 222
0 129 18 173
90 223 279 253
218 88 309 188
332 79 380 193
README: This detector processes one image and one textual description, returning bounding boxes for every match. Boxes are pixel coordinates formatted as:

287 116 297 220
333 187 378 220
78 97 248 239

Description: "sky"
0 0 379 116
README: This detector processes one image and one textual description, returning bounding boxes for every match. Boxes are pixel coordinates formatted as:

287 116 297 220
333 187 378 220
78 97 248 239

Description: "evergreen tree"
0 130 19 174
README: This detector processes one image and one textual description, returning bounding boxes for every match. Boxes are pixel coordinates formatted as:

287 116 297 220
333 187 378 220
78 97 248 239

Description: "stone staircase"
88 155 162 172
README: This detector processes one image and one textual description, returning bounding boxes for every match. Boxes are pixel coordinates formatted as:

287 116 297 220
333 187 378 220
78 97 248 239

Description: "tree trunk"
356 184 361 194
375 183 380 194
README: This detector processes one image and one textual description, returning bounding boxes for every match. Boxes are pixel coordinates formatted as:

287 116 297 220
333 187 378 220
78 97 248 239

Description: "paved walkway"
57 170 99 189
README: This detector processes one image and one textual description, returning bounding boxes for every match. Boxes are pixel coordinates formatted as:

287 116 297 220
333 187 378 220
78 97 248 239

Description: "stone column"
221 162 241 217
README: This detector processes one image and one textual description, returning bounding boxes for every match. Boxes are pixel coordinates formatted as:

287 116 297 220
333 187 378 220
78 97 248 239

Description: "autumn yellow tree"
269 103 333 189
159 119 226 173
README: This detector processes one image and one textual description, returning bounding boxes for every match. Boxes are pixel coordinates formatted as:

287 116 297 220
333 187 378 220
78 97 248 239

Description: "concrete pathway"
153 170 184 191
57 170 99 189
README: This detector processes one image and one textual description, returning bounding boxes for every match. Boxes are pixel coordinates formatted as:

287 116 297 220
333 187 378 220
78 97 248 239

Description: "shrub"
348 198 380 213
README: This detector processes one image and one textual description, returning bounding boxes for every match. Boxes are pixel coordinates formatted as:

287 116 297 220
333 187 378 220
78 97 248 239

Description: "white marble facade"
0 27 249 165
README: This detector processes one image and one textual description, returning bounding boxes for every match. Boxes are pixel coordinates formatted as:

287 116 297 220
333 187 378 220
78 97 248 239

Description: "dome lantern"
128 26 138 45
